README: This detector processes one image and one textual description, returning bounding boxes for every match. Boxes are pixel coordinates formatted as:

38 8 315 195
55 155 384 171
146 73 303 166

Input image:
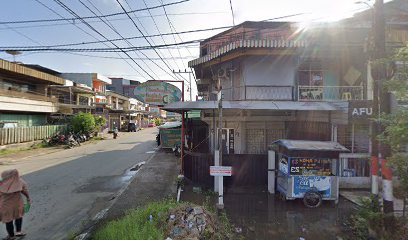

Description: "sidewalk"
78 148 179 239
0 131 135 164
340 190 406 215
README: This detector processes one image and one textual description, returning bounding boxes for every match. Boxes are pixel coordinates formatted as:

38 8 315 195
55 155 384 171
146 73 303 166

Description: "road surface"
0 128 159 240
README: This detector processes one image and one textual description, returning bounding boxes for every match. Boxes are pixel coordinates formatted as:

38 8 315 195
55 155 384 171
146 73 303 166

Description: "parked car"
0 122 18 128
128 123 137 132
147 123 156 128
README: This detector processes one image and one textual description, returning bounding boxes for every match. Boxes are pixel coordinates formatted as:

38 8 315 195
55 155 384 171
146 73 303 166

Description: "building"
0 59 64 126
164 5 408 190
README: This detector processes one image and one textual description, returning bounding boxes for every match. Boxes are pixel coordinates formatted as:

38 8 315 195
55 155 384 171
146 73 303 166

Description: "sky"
0 0 386 100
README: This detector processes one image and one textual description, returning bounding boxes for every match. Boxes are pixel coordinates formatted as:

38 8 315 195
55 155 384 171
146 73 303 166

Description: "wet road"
183 186 355 240
0 128 158 240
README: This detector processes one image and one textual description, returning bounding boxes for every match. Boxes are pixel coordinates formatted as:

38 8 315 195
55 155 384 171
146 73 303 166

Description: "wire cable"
0 0 192 25
78 0 159 79
116 0 185 82
52 0 155 79
229 0 235 26
141 0 181 70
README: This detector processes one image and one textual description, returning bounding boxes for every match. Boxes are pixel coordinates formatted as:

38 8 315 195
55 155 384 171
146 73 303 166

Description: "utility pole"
173 69 193 101
217 78 224 209
371 0 394 213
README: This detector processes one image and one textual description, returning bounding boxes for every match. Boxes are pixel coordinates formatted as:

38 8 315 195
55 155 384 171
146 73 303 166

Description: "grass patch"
0 142 50 156
92 199 238 240
92 199 179 240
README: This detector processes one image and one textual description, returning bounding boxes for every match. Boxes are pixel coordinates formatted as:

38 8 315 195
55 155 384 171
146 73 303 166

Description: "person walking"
0 169 30 240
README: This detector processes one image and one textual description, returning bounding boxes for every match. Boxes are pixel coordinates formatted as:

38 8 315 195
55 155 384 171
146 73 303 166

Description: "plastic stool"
341 92 352 100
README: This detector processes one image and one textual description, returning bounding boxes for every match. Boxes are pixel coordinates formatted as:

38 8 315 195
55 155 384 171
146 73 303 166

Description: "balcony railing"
298 86 363 101
0 88 56 102
221 85 294 101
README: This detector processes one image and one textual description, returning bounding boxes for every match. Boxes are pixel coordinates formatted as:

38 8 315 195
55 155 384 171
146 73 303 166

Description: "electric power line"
52 0 155 79
78 0 159 79
1 0 192 25
229 0 235 26
116 0 185 82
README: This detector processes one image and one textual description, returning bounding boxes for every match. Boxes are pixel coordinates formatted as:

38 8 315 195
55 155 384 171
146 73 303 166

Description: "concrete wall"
0 95 57 113
242 56 296 86
60 73 93 88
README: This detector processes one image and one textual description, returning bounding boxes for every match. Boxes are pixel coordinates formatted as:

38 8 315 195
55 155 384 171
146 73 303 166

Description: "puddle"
182 185 354 240
74 162 145 193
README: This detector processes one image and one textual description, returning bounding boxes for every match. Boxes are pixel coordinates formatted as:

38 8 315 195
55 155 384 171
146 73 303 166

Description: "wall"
60 73 93 88
242 56 296 86
0 113 47 127
0 95 57 113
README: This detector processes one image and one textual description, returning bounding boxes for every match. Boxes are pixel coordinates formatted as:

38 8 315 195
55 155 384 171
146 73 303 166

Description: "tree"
71 112 96 135
378 43 408 199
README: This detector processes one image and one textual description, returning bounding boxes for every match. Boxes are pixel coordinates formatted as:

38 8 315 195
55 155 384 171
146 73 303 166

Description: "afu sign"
348 100 375 121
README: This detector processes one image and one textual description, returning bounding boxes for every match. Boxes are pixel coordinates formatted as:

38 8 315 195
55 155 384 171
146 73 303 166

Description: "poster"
292 176 331 198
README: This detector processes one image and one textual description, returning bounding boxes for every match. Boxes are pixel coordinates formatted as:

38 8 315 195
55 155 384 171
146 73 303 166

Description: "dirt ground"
181 183 355 240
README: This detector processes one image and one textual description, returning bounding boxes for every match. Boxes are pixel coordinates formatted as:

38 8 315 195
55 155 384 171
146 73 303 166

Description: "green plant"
94 115 106 130
71 112 96 135
348 195 408 240
92 199 179 240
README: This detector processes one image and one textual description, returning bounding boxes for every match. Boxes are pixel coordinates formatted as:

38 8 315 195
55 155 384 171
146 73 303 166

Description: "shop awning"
162 101 340 113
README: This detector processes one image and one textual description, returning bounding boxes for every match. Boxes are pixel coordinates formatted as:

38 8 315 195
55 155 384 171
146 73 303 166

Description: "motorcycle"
172 143 181 157
66 133 80 148
113 128 118 139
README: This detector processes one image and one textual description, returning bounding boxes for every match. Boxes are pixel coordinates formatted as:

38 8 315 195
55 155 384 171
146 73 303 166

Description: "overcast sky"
0 0 386 100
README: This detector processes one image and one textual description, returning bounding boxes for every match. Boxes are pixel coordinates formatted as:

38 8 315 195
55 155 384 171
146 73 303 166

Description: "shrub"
71 112 96 134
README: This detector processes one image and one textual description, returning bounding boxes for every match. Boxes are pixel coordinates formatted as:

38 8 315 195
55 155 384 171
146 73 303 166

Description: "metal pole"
217 88 224 209
372 0 393 213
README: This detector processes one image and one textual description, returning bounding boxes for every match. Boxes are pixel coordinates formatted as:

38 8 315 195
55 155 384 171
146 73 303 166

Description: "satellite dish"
5 50 22 62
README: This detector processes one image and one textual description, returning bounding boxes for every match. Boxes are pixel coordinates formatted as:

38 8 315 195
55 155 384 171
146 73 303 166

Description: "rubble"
164 203 222 240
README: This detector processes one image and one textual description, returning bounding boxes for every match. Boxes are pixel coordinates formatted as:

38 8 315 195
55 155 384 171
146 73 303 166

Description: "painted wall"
0 113 47 126
242 56 296 86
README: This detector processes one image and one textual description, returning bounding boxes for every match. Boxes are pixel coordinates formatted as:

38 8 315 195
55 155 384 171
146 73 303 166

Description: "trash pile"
164 204 219 240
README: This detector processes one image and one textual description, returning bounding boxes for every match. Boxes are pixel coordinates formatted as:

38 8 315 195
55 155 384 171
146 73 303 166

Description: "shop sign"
289 158 332 176
131 81 181 105
349 100 374 120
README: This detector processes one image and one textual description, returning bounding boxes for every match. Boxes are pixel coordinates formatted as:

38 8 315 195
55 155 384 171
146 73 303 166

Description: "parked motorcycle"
66 133 80 148
172 143 181 157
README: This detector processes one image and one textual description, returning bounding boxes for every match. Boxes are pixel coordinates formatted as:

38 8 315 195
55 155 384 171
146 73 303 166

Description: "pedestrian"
0 169 30 240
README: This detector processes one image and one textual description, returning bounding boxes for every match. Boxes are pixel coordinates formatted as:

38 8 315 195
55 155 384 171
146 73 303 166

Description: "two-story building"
163 14 407 190
0 59 65 126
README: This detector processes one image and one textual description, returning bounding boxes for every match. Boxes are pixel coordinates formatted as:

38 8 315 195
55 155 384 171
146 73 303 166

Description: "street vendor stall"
272 139 349 208
158 121 182 149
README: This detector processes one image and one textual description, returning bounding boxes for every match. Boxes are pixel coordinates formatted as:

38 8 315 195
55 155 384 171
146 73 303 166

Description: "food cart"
272 139 349 207
158 121 182 149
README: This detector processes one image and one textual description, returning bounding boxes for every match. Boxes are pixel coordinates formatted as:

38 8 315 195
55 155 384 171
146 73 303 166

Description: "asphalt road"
0 128 159 240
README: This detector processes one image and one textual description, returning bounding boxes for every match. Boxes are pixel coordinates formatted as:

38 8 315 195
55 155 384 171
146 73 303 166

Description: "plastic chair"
341 92 352 100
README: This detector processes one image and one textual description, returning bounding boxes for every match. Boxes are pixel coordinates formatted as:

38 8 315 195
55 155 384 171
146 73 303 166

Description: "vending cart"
158 121 182 149
272 139 349 207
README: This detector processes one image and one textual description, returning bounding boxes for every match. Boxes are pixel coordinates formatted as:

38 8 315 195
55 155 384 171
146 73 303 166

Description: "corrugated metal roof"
162 101 339 113
188 39 307 67
272 139 349 152
0 59 65 85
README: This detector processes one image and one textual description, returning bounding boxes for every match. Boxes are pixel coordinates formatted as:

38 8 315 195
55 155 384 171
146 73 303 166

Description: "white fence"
0 125 66 145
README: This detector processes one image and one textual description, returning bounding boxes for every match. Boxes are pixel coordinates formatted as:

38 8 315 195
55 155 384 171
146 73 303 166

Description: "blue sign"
292 176 331 198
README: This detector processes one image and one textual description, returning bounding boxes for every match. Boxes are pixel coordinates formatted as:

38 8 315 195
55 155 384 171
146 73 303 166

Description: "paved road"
0 128 159 240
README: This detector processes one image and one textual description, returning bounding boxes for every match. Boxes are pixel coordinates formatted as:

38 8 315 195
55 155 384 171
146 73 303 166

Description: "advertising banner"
292 176 331 198
132 81 181 105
